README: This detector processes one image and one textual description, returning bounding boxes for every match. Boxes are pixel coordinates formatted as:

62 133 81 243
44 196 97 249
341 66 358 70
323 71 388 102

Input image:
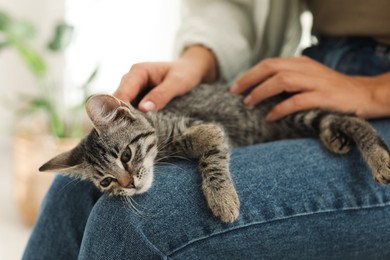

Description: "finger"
231 59 278 94
113 67 149 102
138 73 195 112
266 93 322 121
231 56 327 95
114 62 169 102
244 71 316 106
114 81 141 103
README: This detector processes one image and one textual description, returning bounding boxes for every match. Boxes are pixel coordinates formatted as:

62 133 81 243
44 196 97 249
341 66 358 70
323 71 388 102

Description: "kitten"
39 84 390 223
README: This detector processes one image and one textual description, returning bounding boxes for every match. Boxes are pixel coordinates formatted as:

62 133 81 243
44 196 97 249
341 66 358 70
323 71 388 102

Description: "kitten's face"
39 94 158 196
83 119 158 196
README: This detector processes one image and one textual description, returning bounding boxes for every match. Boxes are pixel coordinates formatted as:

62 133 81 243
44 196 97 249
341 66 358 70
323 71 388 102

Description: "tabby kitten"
40 84 390 223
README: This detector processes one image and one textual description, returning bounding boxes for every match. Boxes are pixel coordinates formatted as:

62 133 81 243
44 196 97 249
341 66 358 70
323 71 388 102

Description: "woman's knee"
79 194 169 259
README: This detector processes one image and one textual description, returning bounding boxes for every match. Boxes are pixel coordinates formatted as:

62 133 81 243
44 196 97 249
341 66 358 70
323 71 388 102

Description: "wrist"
371 73 390 118
356 73 390 118
179 45 219 83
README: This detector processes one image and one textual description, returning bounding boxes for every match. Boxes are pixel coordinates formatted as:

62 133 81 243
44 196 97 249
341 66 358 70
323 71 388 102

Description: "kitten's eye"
121 147 132 163
100 177 113 188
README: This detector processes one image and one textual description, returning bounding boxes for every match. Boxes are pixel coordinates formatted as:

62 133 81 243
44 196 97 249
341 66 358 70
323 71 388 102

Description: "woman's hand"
114 45 218 112
231 56 390 121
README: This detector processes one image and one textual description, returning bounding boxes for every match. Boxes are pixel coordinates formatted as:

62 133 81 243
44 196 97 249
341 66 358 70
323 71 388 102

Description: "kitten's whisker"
126 196 148 210
156 132 181 150
121 196 138 214
169 155 192 162
127 196 158 218
122 196 149 219
121 197 140 217
155 150 192 163
156 148 185 159
155 161 188 173
156 138 175 152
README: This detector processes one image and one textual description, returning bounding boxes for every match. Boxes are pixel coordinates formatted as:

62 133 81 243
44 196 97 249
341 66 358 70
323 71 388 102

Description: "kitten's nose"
118 175 134 188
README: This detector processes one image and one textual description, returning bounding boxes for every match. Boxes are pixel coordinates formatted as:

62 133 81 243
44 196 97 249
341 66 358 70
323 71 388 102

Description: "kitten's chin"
120 171 154 196
135 171 154 194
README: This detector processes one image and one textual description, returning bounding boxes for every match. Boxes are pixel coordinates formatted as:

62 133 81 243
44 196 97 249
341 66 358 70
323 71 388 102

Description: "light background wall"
0 0 182 139
0 0 67 257
64 0 181 106
0 0 66 140
0 1 181 259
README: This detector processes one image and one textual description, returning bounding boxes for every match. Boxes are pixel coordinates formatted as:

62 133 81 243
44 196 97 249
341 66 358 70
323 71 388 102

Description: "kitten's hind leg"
175 123 240 223
319 124 352 154
370 144 390 184
321 115 390 184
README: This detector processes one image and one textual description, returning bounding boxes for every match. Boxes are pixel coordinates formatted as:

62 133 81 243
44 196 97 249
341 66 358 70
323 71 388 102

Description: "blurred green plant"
0 10 98 138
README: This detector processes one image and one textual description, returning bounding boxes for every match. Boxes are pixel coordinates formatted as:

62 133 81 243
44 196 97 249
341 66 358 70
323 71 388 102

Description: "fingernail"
230 84 239 94
266 112 275 121
243 95 252 105
141 101 156 111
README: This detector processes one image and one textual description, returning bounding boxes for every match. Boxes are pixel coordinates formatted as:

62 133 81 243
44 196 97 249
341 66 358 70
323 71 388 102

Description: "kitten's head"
39 94 158 196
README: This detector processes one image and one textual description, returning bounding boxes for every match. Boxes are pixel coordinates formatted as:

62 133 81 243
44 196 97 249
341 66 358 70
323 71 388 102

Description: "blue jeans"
23 37 390 259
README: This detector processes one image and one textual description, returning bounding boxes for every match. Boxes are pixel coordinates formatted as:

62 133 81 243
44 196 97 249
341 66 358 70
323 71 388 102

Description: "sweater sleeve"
173 0 263 83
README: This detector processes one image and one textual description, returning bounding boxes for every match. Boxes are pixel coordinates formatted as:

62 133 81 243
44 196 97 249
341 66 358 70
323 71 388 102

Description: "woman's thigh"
23 175 101 260
79 119 390 260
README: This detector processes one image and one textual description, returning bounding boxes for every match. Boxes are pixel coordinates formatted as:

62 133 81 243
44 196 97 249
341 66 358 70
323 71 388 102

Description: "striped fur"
39 84 390 223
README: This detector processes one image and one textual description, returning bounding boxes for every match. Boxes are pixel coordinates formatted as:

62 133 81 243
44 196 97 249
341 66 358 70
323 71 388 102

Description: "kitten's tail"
293 110 390 184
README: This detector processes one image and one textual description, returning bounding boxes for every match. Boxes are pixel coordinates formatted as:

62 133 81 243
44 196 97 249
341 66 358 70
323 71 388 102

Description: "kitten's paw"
320 127 351 154
371 147 390 185
204 183 240 223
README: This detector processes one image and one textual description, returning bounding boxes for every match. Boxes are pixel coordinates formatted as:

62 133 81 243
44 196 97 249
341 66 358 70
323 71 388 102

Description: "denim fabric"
23 37 390 260
303 37 390 75
22 177 101 259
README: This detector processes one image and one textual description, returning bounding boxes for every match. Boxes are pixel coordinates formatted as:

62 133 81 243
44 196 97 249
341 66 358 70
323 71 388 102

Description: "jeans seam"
135 228 169 259
166 202 390 257
124 212 169 260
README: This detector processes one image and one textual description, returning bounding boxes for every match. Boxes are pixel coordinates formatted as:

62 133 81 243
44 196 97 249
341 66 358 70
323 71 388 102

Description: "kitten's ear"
86 94 135 129
39 146 84 176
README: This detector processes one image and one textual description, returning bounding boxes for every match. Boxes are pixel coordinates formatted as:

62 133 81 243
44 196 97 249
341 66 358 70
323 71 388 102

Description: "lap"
79 119 390 259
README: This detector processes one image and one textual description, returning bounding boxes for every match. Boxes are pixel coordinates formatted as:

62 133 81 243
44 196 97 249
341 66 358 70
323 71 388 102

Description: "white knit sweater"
174 0 305 83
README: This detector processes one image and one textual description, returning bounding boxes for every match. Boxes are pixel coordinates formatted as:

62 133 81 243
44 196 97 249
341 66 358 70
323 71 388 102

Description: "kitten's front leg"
176 123 240 223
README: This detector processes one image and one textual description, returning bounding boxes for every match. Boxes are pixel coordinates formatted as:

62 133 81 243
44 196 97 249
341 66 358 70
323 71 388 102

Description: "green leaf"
80 65 99 97
0 41 10 50
8 19 36 40
14 42 47 76
47 22 74 52
15 95 47 115
0 10 10 31
85 65 99 87
48 109 66 138
31 97 50 109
